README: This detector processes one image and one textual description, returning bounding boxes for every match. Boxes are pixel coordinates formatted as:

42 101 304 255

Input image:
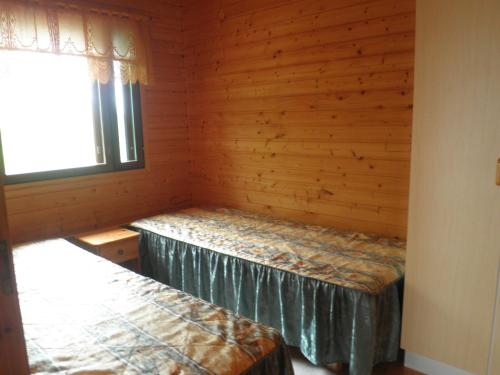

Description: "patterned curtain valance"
0 1 150 84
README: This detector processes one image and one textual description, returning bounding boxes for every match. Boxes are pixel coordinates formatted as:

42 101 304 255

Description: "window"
0 50 144 184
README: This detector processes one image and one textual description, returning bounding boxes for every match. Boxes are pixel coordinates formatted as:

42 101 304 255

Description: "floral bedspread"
131 207 405 294
13 239 291 375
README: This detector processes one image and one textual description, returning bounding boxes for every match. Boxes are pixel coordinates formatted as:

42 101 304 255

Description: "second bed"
130 207 406 375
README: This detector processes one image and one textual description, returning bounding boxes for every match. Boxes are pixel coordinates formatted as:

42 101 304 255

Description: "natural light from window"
113 60 134 163
0 50 99 176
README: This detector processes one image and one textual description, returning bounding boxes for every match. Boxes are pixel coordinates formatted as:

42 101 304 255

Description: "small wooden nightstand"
72 227 141 272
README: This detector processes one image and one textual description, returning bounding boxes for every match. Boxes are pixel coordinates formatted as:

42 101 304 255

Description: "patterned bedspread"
13 239 291 375
131 207 405 294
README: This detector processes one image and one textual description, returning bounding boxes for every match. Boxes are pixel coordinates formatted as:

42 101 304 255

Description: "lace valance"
0 1 150 84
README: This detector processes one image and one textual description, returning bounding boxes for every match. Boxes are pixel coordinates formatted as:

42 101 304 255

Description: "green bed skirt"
134 228 403 375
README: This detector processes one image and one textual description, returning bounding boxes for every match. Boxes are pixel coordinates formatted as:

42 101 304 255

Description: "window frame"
1 69 145 186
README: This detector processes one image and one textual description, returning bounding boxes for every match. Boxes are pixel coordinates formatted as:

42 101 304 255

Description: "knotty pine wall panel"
5 0 190 243
184 0 415 238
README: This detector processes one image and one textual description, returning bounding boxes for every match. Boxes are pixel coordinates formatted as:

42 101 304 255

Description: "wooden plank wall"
5 0 190 244
184 0 415 238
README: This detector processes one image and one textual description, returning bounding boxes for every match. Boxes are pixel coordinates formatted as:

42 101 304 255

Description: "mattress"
130 207 406 375
13 239 293 375
130 207 405 294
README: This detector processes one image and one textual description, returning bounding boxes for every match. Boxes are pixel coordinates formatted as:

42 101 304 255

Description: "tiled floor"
290 348 424 375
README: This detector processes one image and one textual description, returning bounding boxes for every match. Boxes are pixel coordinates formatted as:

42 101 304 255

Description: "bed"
130 207 406 375
13 239 293 375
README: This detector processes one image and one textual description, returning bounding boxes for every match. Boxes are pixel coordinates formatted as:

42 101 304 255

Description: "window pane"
0 51 102 176
113 61 138 163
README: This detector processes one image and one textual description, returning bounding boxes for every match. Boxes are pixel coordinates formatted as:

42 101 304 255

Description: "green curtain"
134 228 403 375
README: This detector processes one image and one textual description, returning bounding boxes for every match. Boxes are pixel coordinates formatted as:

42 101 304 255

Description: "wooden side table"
72 227 141 273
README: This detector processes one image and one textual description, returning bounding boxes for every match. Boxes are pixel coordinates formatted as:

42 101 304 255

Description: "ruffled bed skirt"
135 229 403 375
